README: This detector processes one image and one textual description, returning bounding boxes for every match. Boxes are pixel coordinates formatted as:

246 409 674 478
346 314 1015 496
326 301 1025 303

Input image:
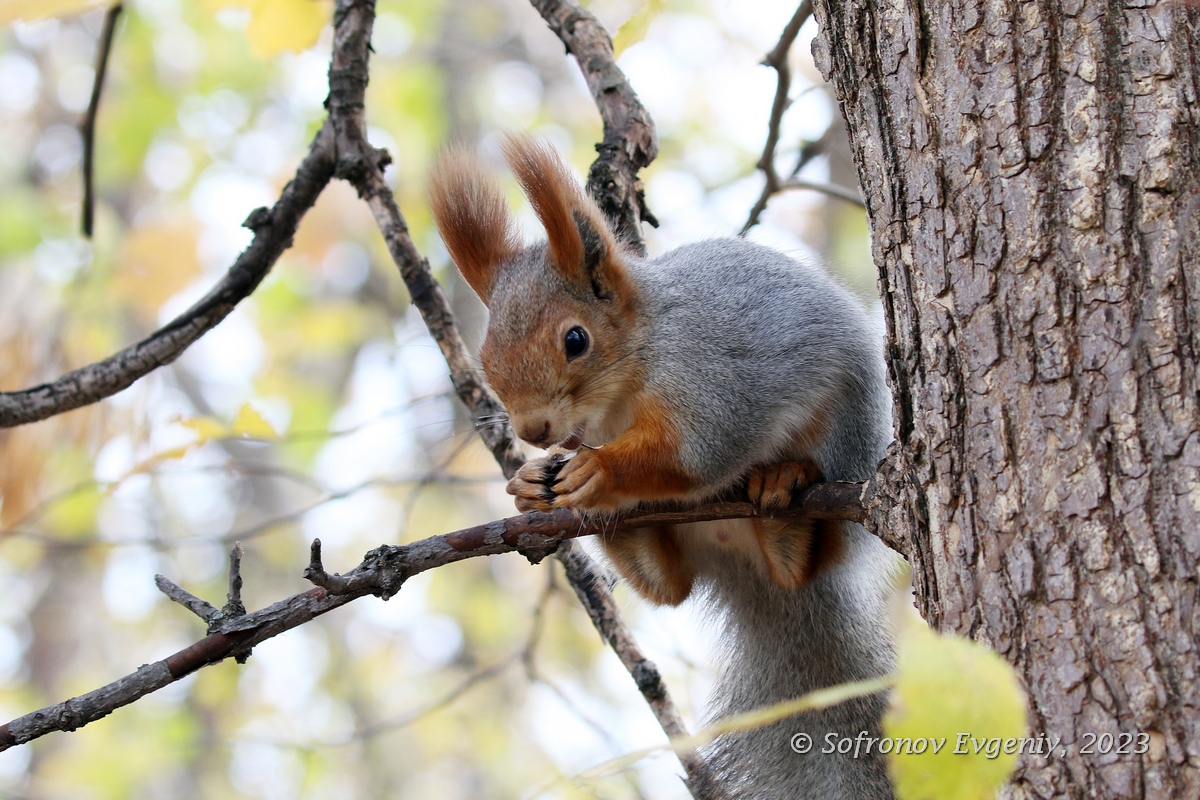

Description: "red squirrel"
430 136 898 799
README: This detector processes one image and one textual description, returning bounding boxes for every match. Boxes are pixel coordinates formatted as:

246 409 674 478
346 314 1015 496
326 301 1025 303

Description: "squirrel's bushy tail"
701 525 898 799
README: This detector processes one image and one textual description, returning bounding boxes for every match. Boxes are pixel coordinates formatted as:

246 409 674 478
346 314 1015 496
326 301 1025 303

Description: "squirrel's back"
634 237 891 486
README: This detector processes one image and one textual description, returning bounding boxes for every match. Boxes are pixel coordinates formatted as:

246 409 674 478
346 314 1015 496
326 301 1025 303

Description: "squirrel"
429 136 899 800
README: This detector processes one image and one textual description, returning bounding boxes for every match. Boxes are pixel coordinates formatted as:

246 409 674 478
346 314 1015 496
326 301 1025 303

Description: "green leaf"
612 0 664 57
44 484 102 538
885 621 1028 800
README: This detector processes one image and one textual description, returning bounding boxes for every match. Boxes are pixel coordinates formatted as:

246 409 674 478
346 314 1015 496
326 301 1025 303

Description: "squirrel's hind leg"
746 460 844 590
600 526 696 606
753 517 847 590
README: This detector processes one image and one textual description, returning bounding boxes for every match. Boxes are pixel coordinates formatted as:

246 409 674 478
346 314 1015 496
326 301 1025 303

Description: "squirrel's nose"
519 420 552 447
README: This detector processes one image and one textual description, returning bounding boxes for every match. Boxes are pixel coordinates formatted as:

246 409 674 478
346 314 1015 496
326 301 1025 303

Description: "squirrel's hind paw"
747 460 823 511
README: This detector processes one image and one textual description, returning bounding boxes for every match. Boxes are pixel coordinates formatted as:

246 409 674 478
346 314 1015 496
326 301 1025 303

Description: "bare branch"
530 0 659 252
0 479 871 751
81 3 123 238
304 537 360 594
315 9 693 784
0 587 343 750
512 6 745 791
326 0 525 479
154 574 217 622
225 542 245 616
740 0 814 235
555 539 724 795
0 120 337 428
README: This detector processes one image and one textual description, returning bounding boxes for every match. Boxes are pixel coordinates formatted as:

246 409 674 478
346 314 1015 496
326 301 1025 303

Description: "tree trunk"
812 1 1200 798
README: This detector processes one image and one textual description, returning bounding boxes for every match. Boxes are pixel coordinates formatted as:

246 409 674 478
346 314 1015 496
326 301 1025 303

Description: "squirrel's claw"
508 448 617 513
747 460 823 512
550 449 617 512
508 448 579 512
507 457 558 512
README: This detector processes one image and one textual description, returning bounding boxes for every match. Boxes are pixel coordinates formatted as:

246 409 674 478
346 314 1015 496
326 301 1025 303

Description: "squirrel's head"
429 136 642 450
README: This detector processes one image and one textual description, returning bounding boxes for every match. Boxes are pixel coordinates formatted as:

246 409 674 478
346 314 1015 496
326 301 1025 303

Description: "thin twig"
2 461 509 550
216 542 253 662
740 0 814 235
81 3 122 238
154 574 217 622
778 178 865 208
510 5 735 795
224 543 245 616
324 0 525 479
321 8 712 790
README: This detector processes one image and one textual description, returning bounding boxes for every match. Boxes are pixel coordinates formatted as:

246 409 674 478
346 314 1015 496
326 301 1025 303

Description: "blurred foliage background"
0 0 873 797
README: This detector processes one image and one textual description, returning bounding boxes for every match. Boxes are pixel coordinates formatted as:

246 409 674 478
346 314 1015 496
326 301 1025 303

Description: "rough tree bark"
812 0 1199 798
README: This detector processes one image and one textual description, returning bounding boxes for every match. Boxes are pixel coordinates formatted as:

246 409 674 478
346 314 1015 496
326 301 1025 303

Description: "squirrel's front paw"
507 448 617 513
550 449 616 511
507 450 572 513
748 460 823 512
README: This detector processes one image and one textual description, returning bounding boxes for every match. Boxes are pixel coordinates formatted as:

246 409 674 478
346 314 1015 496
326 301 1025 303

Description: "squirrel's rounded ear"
428 147 521 304
501 135 630 302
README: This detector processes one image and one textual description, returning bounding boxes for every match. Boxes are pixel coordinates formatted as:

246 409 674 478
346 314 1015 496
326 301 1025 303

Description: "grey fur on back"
631 238 898 798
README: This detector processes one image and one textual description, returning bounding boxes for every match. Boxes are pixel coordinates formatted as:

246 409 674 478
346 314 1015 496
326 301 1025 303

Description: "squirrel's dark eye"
564 326 589 360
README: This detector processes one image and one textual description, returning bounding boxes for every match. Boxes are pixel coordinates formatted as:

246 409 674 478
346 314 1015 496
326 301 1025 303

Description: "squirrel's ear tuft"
428 147 521 304
501 135 629 301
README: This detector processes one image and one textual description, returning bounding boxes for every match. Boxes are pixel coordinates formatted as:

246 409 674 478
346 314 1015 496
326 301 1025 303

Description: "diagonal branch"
326 0 525 478
0 120 337 428
326 1 716 792
530 0 659 253
554 545 720 796
0 479 872 751
778 177 865 207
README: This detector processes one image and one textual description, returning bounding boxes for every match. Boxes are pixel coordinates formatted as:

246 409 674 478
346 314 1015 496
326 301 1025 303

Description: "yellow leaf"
884 620 1028 800
612 0 664 57
244 0 330 59
295 303 368 349
124 444 195 477
230 402 277 438
149 444 194 462
178 416 229 444
0 0 106 24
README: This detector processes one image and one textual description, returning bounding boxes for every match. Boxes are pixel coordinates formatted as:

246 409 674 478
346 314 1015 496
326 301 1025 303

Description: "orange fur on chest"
592 393 695 502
